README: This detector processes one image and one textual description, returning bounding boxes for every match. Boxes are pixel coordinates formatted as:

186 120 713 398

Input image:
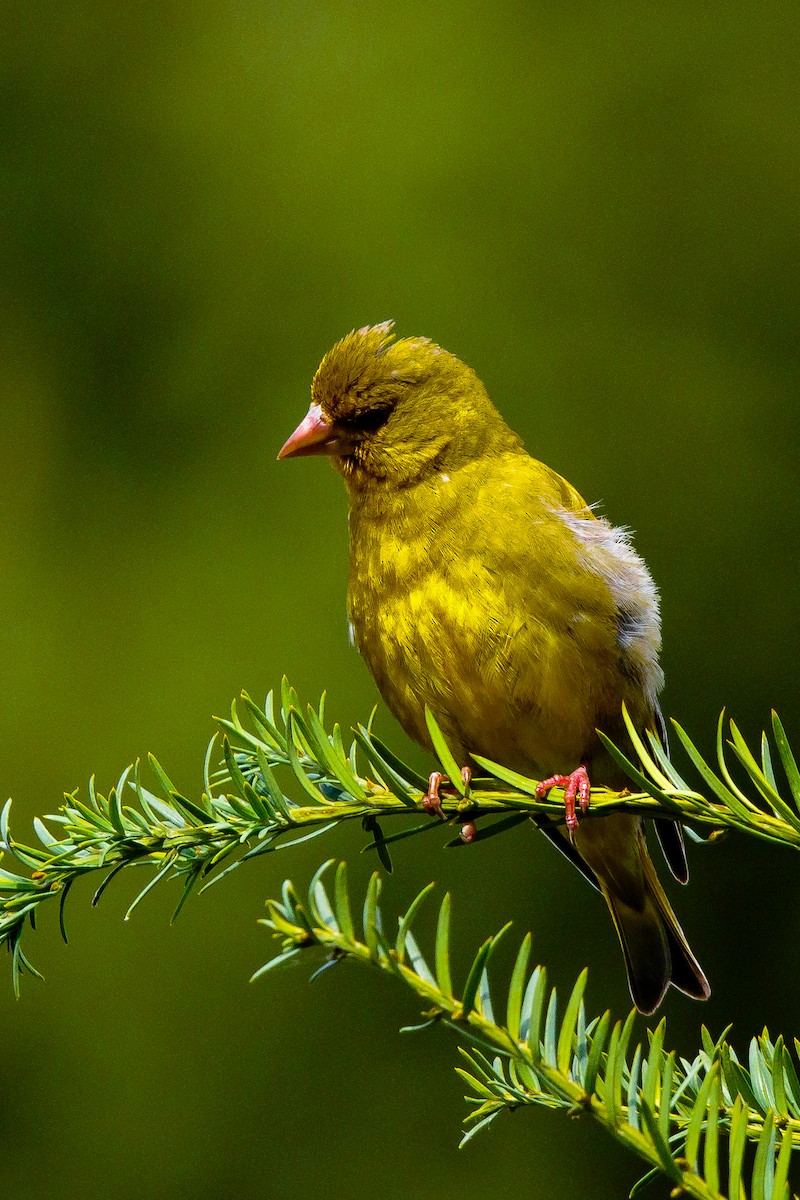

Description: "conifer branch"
256 862 796 1200
1 679 799 991
3 680 799 1195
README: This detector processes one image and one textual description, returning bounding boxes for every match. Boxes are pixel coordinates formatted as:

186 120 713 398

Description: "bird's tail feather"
600 825 709 1014
602 882 671 1015
638 830 710 1003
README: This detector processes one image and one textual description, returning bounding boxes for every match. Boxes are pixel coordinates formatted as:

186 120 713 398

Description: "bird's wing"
513 459 690 883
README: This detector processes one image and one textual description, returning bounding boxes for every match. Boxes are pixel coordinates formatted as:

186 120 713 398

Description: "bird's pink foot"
423 766 472 823
423 772 446 819
535 764 591 833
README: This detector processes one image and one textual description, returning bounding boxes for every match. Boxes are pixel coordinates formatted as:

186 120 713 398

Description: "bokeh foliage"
1 4 798 1198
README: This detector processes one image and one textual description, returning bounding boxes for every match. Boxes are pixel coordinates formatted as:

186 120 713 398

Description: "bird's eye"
344 405 393 433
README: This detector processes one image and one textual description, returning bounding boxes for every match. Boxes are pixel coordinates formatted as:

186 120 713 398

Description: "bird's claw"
423 767 473 825
423 771 447 819
535 765 591 834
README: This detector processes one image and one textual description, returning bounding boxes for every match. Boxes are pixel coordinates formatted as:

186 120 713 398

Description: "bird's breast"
344 475 631 776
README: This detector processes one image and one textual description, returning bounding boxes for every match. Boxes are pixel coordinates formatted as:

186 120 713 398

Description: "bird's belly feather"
347 499 647 779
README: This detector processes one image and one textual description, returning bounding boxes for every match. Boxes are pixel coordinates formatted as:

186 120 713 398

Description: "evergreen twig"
256 861 796 1200
1 680 798 992
2 678 799 1195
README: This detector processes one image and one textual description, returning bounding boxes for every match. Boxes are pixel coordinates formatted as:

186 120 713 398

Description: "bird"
278 321 709 1015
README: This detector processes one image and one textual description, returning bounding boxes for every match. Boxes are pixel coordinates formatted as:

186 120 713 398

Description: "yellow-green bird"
279 321 709 1015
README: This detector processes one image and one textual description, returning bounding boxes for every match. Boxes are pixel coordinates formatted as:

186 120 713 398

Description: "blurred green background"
1 3 798 1197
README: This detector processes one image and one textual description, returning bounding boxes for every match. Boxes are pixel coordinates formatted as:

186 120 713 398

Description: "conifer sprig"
257 861 796 1200
2 681 799 1196
1 680 798 991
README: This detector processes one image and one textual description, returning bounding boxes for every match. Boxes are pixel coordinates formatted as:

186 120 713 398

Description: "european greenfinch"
279 322 709 1015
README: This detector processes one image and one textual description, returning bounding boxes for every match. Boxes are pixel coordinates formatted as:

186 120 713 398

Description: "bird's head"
278 322 519 488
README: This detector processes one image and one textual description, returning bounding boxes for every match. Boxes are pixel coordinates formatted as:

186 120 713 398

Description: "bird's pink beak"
277 403 338 460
